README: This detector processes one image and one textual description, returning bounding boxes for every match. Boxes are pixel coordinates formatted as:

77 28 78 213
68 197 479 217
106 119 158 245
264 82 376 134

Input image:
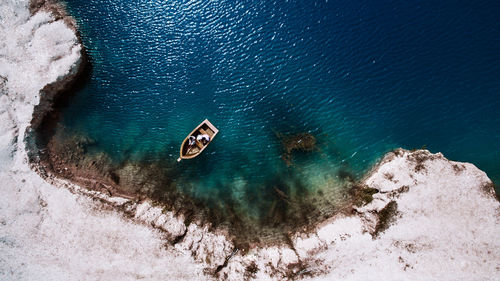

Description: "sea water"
59 0 500 229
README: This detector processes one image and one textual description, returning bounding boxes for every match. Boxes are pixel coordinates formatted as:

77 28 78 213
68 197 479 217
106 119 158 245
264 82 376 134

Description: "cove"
39 0 500 244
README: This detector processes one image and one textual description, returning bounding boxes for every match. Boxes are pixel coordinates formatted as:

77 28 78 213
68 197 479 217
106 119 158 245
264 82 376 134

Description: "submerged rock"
277 132 317 166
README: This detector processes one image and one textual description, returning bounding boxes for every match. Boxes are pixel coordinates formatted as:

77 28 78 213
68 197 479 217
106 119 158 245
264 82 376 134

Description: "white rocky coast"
1 1 499 280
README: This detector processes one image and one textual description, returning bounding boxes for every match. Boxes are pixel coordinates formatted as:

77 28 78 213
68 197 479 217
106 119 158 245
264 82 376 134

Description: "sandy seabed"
0 1 499 280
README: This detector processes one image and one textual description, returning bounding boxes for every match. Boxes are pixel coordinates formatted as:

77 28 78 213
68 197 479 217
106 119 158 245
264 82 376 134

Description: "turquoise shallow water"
59 0 500 223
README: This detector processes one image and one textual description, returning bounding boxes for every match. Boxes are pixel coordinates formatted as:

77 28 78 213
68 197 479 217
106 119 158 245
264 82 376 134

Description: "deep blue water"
61 0 500 216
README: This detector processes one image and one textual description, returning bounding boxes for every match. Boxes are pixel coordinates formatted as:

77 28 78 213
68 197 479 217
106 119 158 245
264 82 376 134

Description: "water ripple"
63 0 500 202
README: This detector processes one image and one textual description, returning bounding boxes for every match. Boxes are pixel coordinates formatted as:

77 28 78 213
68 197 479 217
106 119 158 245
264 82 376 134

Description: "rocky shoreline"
22 0 360 270
23 2 362 252
2 0 498 280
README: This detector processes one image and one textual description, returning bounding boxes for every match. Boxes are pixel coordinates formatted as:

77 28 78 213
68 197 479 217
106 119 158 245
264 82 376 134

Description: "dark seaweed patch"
244 261 259 280
373 201 398 238
276 132 317 166
349 184 379 206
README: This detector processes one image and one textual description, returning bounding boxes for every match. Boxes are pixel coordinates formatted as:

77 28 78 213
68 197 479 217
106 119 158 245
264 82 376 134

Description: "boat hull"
177 119 218 161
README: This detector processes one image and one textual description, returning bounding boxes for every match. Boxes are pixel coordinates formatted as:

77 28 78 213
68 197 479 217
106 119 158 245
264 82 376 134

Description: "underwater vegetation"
277 132 317 166
29 125 367 247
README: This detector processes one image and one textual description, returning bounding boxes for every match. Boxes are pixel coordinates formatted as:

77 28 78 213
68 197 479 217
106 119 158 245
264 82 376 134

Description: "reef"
276 132 317 166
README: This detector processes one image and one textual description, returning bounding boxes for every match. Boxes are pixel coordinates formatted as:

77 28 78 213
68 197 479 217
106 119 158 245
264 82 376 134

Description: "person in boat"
197 134 210 144
188 135 196 146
